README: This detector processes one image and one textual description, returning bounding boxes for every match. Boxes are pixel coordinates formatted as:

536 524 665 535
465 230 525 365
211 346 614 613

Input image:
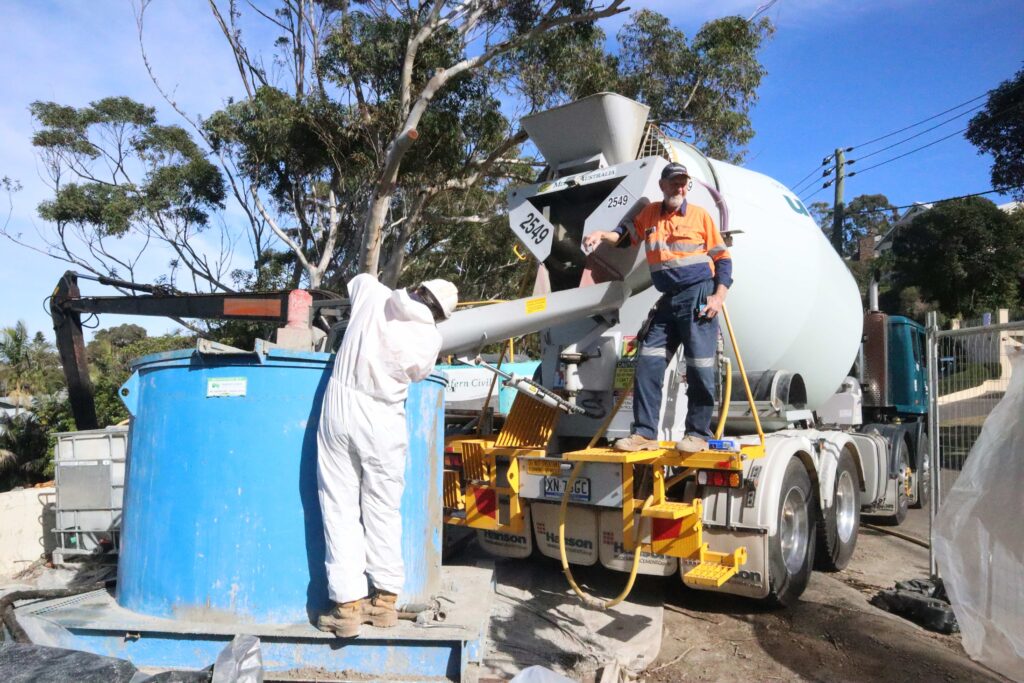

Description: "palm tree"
0 321 35 407
0 412 49 490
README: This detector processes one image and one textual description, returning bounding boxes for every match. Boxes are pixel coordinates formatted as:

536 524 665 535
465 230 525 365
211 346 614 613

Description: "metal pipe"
926 311 940 578
932 320 1024 339
438 261 656 355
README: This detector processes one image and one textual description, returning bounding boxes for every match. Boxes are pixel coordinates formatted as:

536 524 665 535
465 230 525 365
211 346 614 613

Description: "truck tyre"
910 433 930 510
768 458 816 607
815 450 859 571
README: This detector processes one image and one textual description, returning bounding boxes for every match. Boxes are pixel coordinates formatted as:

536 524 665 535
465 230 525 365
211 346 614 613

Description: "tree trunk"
359 191 391 276
380 192 429 288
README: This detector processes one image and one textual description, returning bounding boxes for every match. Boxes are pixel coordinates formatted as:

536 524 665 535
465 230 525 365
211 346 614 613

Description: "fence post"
926 311 940 579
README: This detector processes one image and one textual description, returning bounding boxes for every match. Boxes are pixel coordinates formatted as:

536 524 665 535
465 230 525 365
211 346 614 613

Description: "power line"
849 79 1024 150
786 80 1019 198
800 183 831 204
849 99 1024 179
789 159 829 193
843 187 1021 216
849 126 968 178
852 103 984 162
792 160 840 196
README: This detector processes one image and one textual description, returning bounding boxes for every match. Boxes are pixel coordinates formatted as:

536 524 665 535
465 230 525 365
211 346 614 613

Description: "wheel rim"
780 485 809 574
835 470 857 544
900 449 911 501
919 444 931 496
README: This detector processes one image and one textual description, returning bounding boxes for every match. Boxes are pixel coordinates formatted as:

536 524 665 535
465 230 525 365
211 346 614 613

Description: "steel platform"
12 564 494 682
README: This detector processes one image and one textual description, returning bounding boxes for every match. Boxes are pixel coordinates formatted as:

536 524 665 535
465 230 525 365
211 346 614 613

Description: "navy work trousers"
633 279 718 440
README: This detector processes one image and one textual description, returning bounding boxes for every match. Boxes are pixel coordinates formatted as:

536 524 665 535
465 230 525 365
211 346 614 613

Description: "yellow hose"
720 304 765 449
559 460 652 610
558 387 647 610
714 357 732 440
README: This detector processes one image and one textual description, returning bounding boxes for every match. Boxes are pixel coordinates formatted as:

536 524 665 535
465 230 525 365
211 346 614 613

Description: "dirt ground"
644 506 1005 683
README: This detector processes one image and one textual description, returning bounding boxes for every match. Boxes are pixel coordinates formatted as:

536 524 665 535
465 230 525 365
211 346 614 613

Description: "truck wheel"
768 458 816 607
910 433 930 510
815 450 859 571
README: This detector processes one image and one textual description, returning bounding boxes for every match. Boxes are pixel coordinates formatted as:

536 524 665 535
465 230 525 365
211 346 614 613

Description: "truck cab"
888 316 928 417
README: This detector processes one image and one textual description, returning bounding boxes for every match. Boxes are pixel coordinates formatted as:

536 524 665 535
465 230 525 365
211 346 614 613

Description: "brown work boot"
675 435 708 454
614 433 661 452
364 590 399 628
317 599 364 638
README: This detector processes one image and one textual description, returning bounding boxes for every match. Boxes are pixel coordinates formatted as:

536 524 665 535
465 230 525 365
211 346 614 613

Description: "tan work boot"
364 590 399 628
614 433 661 452
318 599 364 638
675 435 708 454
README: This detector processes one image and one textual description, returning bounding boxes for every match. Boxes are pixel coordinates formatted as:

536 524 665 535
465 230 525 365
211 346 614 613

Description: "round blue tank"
116 345 444 624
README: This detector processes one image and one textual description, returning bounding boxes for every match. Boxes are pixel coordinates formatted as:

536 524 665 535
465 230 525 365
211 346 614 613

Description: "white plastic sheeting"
935 347 1024 681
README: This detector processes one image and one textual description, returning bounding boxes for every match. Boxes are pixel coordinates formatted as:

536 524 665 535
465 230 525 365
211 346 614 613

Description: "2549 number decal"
518 212 550 245
606 194 628 209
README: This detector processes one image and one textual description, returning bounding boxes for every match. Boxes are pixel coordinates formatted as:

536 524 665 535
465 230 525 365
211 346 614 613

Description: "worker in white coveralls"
316 274 458 638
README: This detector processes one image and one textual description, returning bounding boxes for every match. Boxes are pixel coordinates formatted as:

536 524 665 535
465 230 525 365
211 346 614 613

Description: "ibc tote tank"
116 346 444 624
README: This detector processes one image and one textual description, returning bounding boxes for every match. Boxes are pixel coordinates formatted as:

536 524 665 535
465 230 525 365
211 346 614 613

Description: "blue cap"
661 162 690 180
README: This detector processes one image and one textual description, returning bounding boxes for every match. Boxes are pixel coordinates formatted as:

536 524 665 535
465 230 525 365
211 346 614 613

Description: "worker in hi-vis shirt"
583 162 733 454
316 274 458 638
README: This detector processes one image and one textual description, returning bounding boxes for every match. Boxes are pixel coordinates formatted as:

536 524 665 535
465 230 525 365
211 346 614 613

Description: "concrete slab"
482 560 664 680
0 487 56 580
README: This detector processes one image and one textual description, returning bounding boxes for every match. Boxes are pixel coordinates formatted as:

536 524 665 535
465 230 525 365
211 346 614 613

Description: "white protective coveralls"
317 273 443 604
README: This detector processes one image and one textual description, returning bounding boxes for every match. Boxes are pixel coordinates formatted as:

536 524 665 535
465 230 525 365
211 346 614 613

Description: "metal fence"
926 311 1024 575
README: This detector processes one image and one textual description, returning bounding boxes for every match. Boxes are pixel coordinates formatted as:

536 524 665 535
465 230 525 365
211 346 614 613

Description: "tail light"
697 470 742 488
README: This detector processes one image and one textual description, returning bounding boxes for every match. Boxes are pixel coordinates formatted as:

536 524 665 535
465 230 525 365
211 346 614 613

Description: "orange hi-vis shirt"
612 199 733 293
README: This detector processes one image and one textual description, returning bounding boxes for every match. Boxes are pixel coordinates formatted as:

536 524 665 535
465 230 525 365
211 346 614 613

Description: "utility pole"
830 147 846 254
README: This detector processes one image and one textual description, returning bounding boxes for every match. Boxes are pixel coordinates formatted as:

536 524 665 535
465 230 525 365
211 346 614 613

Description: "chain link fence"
927 310 1024 575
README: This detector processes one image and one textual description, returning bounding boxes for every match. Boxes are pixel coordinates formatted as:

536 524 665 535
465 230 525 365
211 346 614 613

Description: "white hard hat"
420 279 459 319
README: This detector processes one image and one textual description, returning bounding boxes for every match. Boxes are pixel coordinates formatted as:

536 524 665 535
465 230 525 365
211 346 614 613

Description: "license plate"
543 476 590 502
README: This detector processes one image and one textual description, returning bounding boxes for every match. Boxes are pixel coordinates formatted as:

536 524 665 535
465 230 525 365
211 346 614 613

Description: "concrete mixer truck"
437 93 930 606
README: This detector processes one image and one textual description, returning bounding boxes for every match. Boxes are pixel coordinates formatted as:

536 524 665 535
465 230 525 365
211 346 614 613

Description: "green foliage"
504 10 774 163
844 194 898 255
891 197 1024 317
205 87 351 205
0 412 52 490
617 12 773 162
811 194 898 259
966 65 1024 200
0 321 197 493
0 322 63 400
396 189 534 300
498 14 614 110
86 331 194 426
32 98 225 240
24 3 774 299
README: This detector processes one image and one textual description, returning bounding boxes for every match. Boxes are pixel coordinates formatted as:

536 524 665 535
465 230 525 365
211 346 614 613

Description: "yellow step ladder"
443 395 559 532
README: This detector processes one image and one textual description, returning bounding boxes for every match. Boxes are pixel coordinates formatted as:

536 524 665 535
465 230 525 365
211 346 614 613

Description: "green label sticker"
207 377 247 398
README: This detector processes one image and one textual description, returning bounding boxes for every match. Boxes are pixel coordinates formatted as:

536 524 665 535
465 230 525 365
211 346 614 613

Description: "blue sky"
1 0 1022 340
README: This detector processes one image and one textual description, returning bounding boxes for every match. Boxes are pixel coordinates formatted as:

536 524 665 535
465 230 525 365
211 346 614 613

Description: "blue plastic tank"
116 345 444 624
